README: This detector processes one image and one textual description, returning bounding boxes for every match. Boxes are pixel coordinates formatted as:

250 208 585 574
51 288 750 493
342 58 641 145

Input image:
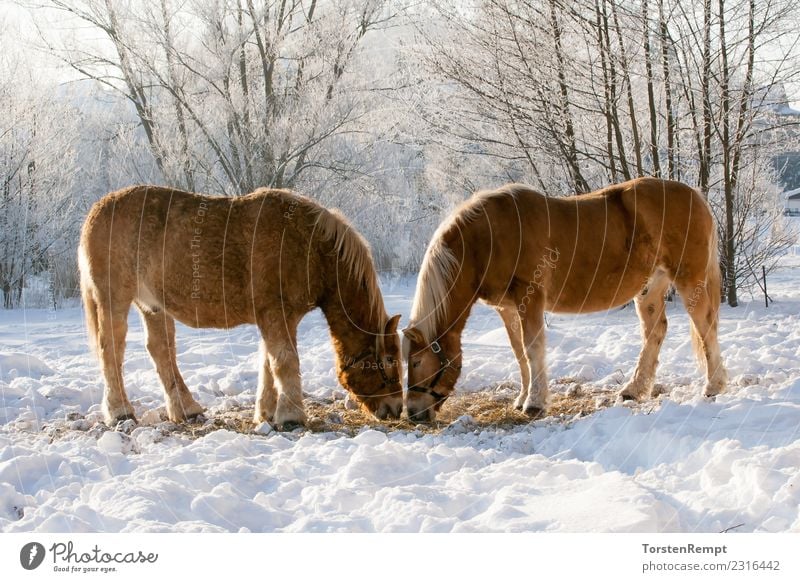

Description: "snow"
1 258 799 533
0 353 54 381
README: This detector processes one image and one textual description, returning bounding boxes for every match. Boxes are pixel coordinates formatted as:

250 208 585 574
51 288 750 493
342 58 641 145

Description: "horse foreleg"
619 270 671 402
519 304 548 418
258 315 305 430
254 338 277 423
140 308 204 423
496 305 531 410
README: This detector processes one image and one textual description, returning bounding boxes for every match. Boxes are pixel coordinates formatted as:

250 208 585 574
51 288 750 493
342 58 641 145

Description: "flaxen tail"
78 245 100 359
690 224 721 373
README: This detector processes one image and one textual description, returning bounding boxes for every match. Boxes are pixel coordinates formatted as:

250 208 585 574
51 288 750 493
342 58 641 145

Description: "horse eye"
412 361 420 369
386 356 394 363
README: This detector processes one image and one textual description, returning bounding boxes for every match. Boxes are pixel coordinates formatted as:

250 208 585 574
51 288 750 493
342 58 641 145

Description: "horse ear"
402 326 425 344
384 314 401 336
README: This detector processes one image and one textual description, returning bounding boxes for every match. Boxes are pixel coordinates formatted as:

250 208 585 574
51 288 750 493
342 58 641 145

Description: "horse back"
467 178 714 312
545 178 713 310
79 186 325 327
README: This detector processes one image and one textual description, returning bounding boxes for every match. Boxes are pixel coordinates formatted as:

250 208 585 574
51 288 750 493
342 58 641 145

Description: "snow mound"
0 353 54 380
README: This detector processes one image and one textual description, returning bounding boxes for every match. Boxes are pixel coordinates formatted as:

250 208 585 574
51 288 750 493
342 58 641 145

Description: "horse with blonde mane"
403 177 727 422
79 186 403 430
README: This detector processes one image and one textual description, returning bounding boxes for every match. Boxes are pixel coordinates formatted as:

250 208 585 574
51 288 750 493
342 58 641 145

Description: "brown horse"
403 178 727 422
79 186 403 430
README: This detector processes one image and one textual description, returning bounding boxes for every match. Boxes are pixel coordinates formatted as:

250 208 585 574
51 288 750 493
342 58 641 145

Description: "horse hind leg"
140 307 204 423
94 295 136 424
619 269 672 402
495 305 531 410
675 277 727 398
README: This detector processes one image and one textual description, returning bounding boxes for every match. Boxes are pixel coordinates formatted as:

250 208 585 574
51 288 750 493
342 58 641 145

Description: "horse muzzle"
375 396 403 420
407 404 436 423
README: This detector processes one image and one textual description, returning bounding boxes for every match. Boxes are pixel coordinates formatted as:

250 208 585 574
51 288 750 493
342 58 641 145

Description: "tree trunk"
658 0 676 180
699 0 712 198
718 0 738 307
160 0 194 190
643 0 661 177
599 0 631 180
595 0 617 181
549 0 590 192
611 0 643 177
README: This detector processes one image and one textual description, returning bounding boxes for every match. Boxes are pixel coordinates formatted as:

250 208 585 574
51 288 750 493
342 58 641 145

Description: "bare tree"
36 0 398 194
412 0 799 303
0 46 80 308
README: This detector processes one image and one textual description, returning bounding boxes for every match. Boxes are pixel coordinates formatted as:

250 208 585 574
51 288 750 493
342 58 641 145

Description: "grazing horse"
79 186 403 430
403 178 727 422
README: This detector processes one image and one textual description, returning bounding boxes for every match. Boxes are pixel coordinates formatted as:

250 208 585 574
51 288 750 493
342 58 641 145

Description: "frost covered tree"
29 0 429 271
36 0 402 194
410 0 800 305
6 0 797 287
0 46 82 308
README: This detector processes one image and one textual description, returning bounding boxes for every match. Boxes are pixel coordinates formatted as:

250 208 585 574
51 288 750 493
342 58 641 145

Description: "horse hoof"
704 394 717 402
513 403 523 411
619 394 636 402
524 406 545 419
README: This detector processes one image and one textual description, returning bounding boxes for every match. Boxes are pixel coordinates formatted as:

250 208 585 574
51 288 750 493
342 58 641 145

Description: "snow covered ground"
1 255 799 533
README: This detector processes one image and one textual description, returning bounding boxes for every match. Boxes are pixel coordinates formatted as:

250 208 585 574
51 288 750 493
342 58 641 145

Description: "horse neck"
414 228 478 347
320 266 385 365
432 272 474 345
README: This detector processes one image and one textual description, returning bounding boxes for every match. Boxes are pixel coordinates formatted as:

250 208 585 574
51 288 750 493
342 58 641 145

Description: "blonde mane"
410 185 523 341
311 204 384 323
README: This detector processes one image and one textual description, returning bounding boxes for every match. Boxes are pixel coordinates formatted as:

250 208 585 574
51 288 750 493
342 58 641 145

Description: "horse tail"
690 202 722 372
78 244 100 359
